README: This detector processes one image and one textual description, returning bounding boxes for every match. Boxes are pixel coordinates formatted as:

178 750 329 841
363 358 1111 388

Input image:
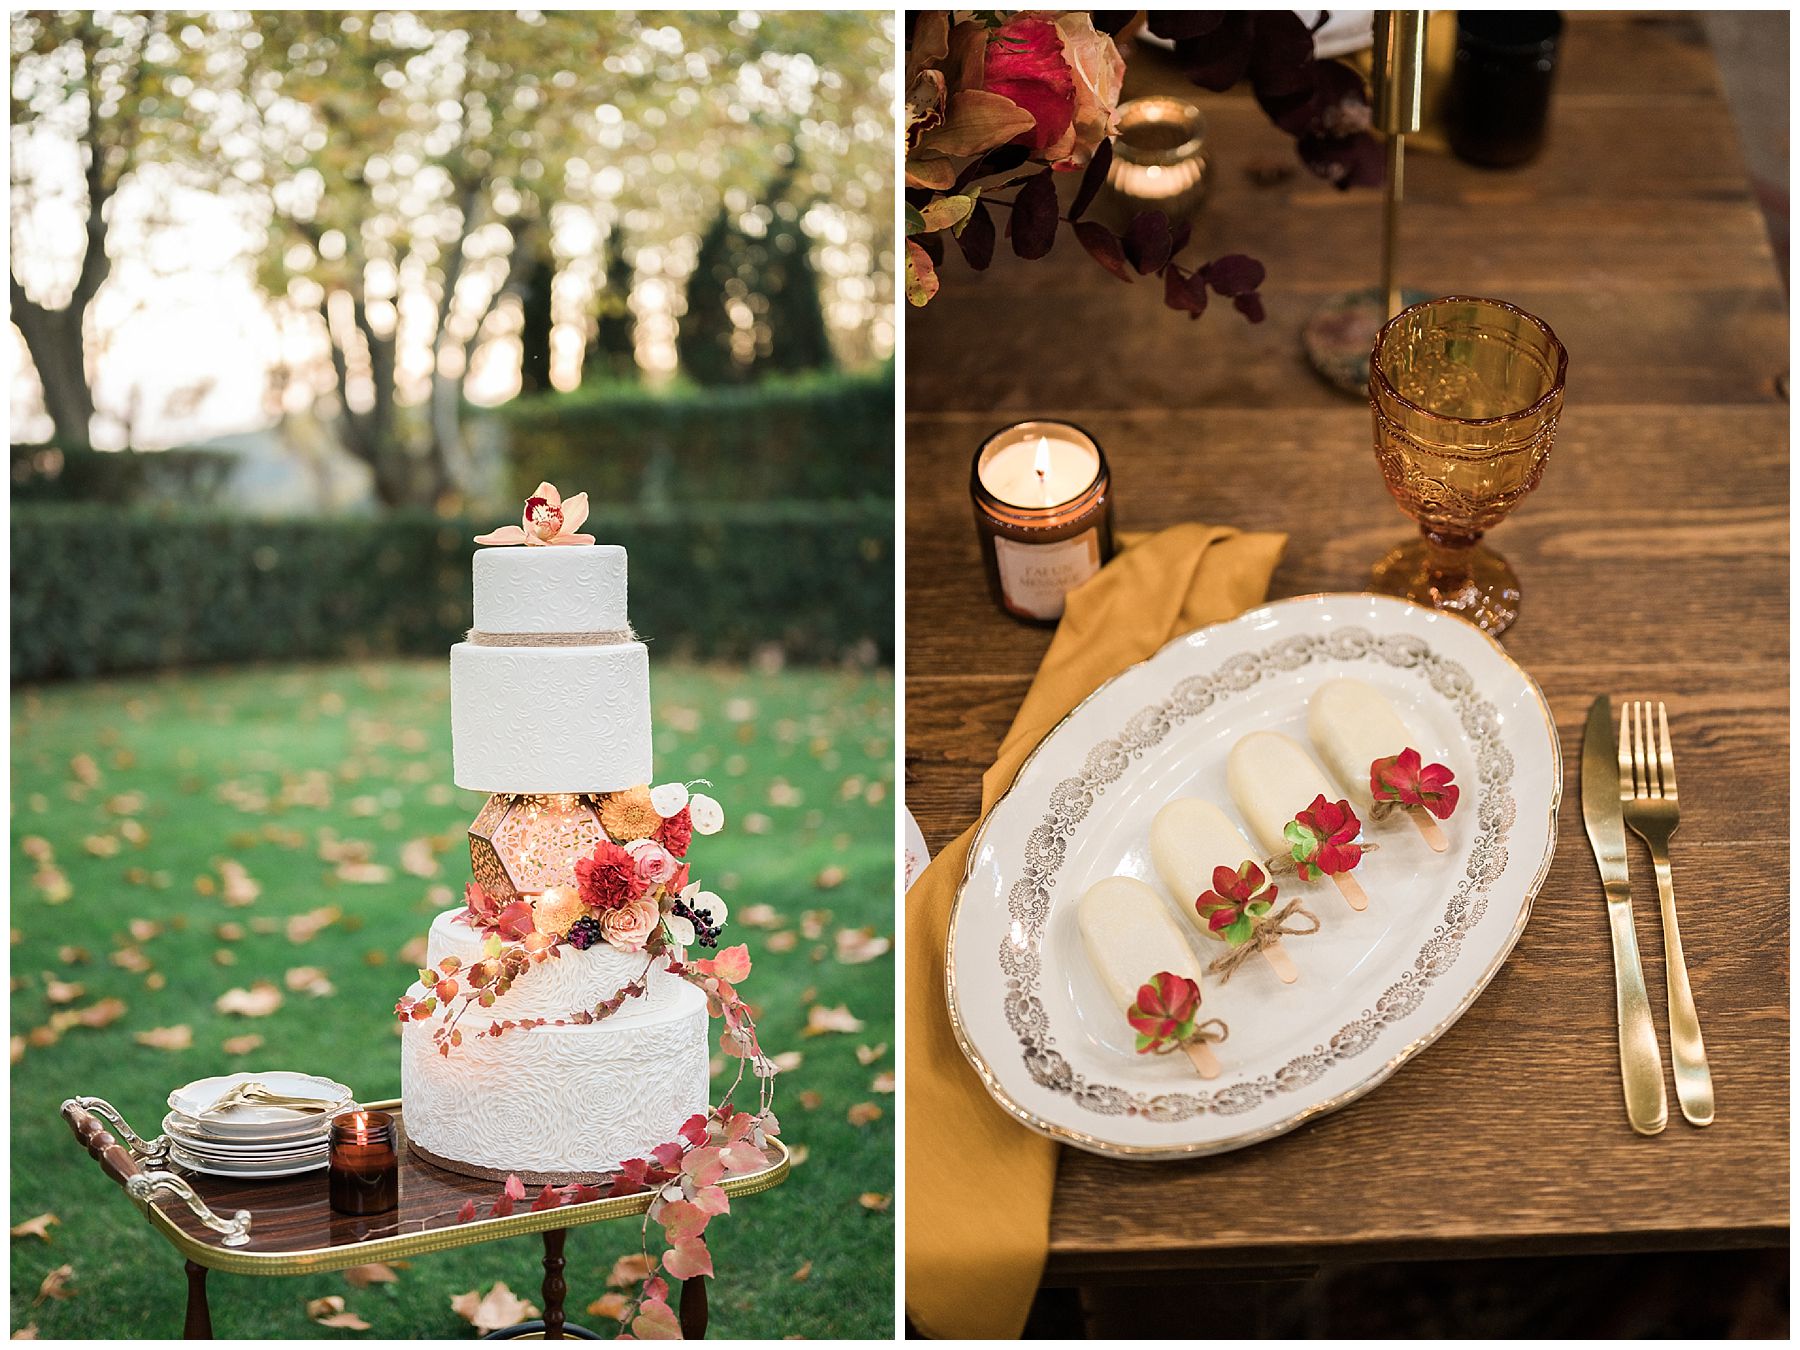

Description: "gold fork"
1619 701 1714 1127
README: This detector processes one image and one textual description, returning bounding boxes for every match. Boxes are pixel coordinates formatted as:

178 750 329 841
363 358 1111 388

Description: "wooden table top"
906 13 1789 1274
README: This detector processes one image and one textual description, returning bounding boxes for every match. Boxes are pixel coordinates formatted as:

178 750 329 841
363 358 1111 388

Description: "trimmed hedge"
12 442 235 505
12 504 893 682
494 367 893 506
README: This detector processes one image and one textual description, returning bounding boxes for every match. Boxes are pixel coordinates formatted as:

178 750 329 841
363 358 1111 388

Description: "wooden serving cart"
61 1096 791 1339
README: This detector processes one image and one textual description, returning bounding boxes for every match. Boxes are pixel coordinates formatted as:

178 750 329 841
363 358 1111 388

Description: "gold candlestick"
1303 10 1433 394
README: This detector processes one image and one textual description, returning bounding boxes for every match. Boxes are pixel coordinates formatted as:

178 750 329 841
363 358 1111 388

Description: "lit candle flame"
1033 436 1053 505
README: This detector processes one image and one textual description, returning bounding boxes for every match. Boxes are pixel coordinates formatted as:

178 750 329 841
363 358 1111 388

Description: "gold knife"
1581 695 1667 1136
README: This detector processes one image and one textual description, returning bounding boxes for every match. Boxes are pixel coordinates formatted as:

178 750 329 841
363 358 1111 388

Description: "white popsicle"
1149 799 1298 983
1227 730 1369 912
1075 875 1220 1077
1307 678 1448 852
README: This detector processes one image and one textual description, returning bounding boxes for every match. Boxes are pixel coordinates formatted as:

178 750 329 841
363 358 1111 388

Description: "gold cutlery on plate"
1581 695 1667 1136
1620 700 1714 1127
199 1082 343 1117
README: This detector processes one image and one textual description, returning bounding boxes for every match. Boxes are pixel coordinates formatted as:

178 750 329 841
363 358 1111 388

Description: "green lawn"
10 660 895 1339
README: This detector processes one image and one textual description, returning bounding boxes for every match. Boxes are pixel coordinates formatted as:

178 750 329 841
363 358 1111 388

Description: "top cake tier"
452 544 651 793
472 544 629 637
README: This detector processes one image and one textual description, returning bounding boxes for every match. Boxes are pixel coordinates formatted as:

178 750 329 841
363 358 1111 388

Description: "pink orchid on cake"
474 480 595 546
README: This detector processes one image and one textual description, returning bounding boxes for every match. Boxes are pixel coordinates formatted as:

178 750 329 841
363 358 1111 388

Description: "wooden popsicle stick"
1261 939 1299 984
1181 1038 1222 1079
1410 807 1448 852
1331 871 1369 911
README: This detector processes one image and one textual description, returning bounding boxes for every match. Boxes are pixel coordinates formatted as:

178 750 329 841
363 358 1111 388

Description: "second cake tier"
450 641 652 792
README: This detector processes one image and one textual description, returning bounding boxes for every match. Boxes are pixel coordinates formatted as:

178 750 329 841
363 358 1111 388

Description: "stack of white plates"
164 1071 355 1179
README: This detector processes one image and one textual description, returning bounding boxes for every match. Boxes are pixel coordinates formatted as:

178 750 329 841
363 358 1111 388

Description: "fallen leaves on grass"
791 1259 813 1282
797 1091 822 1110
738 904 782 929
855 1042 887 1066
13 1323 37 1338
450 1283 538 1333
110 947 151 974
305 1295 370 1330
803 1004 865 1037
834 929 890 964
788 1143 810 1166
127 918 160 943
33 1265 74 1304
287 906 342 944
336 861 393 885
764 931 798 953
135 1025 192 1051
872 1071 895 1094
859 1192 892 1212
607 1253 655 1288
399 837 439 878
222 1035 263 1056
215 983 283 1017
217 860 261 907
10 1214 58 1243
41 977 83 1006
587 1293 629 1319
813 865 846 891
53 998 127 1033
82 834 120 858
770 1050 804 1073
19 837 53 864
847 1102 884 1128
285 966 335 997
800 910 831 940
342 1262 401 1288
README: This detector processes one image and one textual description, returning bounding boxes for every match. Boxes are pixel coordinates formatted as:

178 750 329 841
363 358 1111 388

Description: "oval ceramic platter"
946 594 1560 1158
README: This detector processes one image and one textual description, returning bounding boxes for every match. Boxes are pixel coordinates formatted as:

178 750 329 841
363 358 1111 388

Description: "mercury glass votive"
328 1109 399 1215
1099 97 1208 227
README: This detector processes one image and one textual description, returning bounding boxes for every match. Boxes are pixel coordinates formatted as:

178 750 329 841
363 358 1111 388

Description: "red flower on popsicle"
1126 971 1201 1055
1370 747 1459 820
1195 861 1277 948
1284 795 1365 881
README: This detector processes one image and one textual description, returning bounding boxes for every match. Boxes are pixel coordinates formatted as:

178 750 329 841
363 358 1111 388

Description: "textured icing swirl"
450 642 652 792
423 909 688 1022
400 983 711 1176
472 544 629 635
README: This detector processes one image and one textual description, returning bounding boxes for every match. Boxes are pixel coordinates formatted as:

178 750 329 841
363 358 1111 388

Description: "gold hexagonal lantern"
468 792 607 904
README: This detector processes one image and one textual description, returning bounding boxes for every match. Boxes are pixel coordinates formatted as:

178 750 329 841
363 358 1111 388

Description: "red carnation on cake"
656 806 694 857
575 839 646 913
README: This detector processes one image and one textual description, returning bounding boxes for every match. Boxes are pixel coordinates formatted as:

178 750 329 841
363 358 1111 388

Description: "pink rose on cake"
575 840 646 912
473 481 595 547
625 838 680 887
600 896 661 952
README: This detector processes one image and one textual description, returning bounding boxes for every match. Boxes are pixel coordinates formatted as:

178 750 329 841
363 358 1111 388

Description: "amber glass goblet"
1368 295 1567 635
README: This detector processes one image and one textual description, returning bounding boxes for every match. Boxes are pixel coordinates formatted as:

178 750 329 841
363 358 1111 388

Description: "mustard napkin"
904 522 1286 1339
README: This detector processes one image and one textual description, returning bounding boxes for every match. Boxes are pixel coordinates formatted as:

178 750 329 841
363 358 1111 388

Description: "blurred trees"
9 11 204 445
10 10 894 505
679 162 836 386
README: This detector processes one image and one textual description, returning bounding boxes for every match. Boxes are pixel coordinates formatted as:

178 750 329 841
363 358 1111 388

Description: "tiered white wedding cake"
397 483 730 1183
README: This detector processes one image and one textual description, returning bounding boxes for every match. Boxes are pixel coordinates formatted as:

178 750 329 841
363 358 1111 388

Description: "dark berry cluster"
566 915 603 950
671 897 721 948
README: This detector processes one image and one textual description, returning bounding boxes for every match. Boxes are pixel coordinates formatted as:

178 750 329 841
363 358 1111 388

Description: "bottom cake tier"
400 980 712 1183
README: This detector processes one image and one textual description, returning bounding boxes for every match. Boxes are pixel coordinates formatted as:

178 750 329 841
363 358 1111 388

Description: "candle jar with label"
328 1109 399 1216
971 421 1115 624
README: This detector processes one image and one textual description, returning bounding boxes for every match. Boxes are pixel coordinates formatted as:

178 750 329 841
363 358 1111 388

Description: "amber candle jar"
971 420 1115 624
328 1110 399 1216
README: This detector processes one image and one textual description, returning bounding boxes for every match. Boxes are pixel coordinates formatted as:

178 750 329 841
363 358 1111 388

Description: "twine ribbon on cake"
1204 897 1321 984
465 627 635 647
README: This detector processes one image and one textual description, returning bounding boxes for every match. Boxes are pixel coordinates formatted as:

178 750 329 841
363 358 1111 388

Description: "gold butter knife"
1580 695 1667 1135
